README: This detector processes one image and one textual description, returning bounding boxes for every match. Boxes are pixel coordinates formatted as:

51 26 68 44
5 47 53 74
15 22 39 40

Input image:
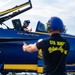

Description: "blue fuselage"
0 28 75 72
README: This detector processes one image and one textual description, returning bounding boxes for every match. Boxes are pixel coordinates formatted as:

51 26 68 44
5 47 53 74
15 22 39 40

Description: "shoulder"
38 39 43 42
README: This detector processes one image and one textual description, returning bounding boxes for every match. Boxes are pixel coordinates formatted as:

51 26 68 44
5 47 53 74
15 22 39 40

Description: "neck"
49 30 60 36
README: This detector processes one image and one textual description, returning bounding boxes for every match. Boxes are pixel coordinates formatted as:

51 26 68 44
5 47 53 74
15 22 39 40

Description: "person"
46 20 50 32
22 17 70 75
21 20 32 32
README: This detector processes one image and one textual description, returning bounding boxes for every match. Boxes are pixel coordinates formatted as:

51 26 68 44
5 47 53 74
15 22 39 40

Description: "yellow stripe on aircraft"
4 64 43 73
4 64 37 71
66 64 75 66
0 2 30 16
37 67 43 73
4 64 75 73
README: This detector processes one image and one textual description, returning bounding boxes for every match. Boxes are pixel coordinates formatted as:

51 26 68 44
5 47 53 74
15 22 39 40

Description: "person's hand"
22 42 27 52
30 28 32 31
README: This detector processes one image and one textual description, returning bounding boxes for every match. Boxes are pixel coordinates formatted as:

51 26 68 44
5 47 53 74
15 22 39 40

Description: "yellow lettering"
50 40 56 45
48 41 67 54
57 41 65 46
58 46 64 53
64 50 68 54
48 46 67 55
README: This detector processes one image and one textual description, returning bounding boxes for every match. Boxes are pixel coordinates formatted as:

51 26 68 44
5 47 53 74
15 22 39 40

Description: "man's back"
36 33 70 72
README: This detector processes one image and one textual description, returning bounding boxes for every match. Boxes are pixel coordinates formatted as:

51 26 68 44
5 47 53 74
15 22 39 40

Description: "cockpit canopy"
12 19 47 32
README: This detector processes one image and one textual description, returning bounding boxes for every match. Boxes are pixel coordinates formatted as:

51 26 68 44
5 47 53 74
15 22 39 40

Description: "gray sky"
0 0 75 35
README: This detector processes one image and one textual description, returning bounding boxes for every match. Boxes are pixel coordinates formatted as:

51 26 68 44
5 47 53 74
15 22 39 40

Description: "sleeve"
21 26 24 30
36 39 43 49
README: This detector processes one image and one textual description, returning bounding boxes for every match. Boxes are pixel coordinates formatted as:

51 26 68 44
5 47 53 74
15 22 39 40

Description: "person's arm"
23 28 30 32
29 28 32 31
24 28 32 32
22 42 38 53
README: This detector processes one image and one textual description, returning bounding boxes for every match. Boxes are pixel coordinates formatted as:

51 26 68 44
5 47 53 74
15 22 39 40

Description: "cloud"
0 1 4 8
0 0 12 8
30 0 75 35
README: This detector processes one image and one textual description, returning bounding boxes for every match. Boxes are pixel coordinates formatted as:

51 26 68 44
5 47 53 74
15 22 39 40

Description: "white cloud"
0 0 12 8
0 1 4 8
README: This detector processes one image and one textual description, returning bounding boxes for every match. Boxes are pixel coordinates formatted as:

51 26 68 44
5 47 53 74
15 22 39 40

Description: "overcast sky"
0 0 75 35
